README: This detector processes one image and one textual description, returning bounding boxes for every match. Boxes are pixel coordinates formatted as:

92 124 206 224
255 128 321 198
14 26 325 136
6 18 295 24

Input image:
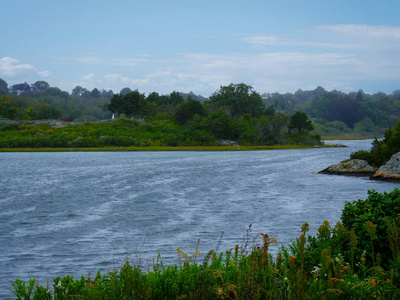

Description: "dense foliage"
350 121 400 167
2 78 400 137
9 189 400 299
0 83 322 147
263 87 400 136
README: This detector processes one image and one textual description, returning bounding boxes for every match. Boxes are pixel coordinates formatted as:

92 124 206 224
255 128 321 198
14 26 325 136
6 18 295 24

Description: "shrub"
341 188 400 267
68 136 99 147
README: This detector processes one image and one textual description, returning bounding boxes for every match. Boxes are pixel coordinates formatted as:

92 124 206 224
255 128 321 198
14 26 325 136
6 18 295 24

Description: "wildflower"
343 266 349 270
108 270 118 275
312 266 320 274
290 256 296 261
331 277 338 282
371 279 376 285
361 257 366 261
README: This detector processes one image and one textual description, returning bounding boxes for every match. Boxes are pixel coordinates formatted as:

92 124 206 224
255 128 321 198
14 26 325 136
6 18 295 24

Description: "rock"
325 143 348 147
218 140 239 146
372 152 400 181
319 159 377 176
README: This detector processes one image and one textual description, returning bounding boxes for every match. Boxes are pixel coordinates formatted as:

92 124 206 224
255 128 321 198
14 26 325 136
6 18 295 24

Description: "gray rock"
325 143 347 147
218 140 239 146
373 152 400 181
319 159 377 176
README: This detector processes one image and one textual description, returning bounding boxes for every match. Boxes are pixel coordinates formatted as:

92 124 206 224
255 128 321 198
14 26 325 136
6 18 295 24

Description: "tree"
71 86 88 97
288 111 313 133
204 110 234 140
255 113 289 144
169 91 185 105
90 88 100 98
32 81 50 92
209 83 265 118
100 89 114 99
0 78 8 94
122 90 148 118
108 94 124 117
108 91 148 118
10 82 30 94
120 87 132 96
175 99 207 125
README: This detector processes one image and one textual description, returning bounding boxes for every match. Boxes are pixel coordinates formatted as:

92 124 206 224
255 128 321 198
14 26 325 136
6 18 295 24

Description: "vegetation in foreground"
8 189 400 299
351 121 400 167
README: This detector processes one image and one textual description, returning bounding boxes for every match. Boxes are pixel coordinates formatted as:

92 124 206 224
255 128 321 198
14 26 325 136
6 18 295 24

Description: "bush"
341 188 400 267
68 136 99 148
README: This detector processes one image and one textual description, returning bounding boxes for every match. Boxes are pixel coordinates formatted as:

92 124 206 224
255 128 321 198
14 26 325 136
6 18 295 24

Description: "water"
0 140 398 297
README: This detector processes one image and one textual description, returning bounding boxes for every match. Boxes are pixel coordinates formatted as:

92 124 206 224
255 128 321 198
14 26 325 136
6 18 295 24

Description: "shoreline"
0 145 319 152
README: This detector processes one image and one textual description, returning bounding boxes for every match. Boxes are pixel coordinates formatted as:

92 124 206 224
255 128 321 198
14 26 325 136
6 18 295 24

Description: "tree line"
1 77 399 136
106 83 319 146
0 82 320 147
263 86 400 135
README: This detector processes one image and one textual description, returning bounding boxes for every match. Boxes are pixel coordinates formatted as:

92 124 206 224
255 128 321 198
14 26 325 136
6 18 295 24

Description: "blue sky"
1 0 400 96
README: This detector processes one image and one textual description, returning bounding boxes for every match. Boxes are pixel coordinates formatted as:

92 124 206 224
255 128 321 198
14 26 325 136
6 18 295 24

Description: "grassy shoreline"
0 144 319 152
322 135 377 140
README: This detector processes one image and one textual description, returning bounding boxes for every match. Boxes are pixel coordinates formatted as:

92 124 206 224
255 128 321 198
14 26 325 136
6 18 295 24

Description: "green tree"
209 83 265 118
288 111 313 133
120 87 132 96
175 99 207 125
32 80 50 91
108 94 124 117
90 88 101 98
255 113 289 144
122 90 148 118
203 110 234 140
71 86 88 98
0 78 8 94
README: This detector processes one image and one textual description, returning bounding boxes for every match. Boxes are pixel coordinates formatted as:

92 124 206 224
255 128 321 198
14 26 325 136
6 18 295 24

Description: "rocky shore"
372 152 400 181
320 152 400 181
319 159 377 176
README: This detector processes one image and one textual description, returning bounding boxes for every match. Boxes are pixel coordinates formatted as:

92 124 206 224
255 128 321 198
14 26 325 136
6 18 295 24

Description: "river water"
0 140 398 297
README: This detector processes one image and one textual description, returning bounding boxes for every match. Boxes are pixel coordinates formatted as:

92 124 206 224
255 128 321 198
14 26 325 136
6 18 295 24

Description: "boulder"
218 140 239 146
372 152 400 181
325 143 348 147
319 159 377 176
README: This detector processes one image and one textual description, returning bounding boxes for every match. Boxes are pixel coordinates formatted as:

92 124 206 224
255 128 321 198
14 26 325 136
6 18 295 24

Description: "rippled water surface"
1 140 398 297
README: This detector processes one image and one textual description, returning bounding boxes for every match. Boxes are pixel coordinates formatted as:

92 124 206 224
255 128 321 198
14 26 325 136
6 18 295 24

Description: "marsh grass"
8 189 400 299
0 144 317 152
322 136 377 140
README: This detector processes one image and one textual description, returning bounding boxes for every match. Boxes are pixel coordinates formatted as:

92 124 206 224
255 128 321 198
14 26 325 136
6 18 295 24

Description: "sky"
1 0 400 96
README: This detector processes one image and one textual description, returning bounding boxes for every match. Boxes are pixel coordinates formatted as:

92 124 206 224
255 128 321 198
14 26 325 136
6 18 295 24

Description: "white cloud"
242 24 400 52
104 73 132 83
77 56 148 66
315 24 400 40
82 73 95 81
0 56 35 77
38 70 53 78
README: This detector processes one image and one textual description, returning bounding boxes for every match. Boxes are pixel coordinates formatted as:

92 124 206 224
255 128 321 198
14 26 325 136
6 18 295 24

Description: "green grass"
322 135 378 140
0 144 317 152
